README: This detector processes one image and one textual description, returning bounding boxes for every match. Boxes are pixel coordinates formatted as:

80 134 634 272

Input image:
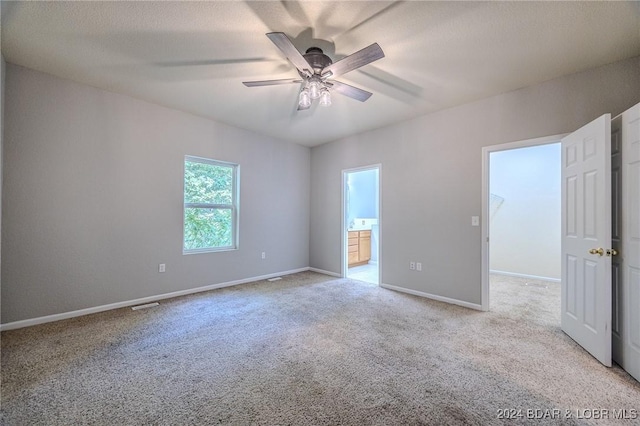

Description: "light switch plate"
471 216 480 226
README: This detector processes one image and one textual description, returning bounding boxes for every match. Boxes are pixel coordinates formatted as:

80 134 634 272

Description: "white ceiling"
2 1 639 147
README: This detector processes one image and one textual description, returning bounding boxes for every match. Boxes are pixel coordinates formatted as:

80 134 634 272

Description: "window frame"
183 155 239 254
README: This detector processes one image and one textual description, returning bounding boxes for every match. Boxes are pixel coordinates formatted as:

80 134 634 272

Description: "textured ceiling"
2 1 639 147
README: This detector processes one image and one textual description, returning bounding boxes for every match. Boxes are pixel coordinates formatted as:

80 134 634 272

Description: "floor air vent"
131 302 160 311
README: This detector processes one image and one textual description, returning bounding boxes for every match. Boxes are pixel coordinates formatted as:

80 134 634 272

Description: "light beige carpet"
1 272 639 425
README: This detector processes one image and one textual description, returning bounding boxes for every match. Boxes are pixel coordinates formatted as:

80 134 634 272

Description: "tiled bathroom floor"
347 263 378 285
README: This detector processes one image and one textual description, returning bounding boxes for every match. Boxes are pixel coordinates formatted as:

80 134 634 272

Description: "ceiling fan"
243 32 385 110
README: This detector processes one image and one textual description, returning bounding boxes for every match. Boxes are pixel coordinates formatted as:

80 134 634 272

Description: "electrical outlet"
158 263 166 273
416 262 422 271
410 262 416 270
261 252 266 259
472 216 480 226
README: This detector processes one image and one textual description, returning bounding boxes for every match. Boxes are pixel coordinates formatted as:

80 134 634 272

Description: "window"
183 156 239 253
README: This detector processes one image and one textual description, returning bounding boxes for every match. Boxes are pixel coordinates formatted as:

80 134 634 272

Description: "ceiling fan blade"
243 78 302 87
321 43 384 79
328 80 373 102
266 32 313 77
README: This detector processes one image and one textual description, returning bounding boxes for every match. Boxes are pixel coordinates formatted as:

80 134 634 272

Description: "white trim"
483 133 567 153
481 133 567 312
0 267 309 331
490 269 560 283
309 267 342 277
341 170 347 278
481 145 490 311
380 283 483 311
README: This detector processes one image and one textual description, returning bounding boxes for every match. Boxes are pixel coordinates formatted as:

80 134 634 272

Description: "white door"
561 114 612 367
613 103 640 381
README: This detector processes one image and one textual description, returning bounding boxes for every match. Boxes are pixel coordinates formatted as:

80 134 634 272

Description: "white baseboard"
308 267 342 278
380 283 483 311
490 269 560 283
0 267 310 331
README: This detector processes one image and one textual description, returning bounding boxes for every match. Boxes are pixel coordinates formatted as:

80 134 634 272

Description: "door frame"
342 164 382 283
480 133 566 311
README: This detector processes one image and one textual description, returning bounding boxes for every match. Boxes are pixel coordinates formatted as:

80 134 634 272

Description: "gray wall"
310 56 640 305
2 64 310 324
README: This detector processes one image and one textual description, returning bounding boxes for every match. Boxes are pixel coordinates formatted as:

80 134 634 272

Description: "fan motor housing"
302 47 332 75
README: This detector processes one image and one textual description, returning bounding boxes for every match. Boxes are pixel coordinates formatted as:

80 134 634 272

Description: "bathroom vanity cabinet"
348 230 371 267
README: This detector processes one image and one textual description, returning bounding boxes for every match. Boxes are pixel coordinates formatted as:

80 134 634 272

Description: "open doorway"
481 135 563 323
343 165 380 285
481 108 639 378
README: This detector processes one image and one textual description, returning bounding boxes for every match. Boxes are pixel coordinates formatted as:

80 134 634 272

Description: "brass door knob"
589 248 605 256
607 248 618 257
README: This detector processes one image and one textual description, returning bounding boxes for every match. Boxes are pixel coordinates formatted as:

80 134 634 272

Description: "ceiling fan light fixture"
299 88 311 109
319 88 331 107
309 79 321 99
244 32 384 114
